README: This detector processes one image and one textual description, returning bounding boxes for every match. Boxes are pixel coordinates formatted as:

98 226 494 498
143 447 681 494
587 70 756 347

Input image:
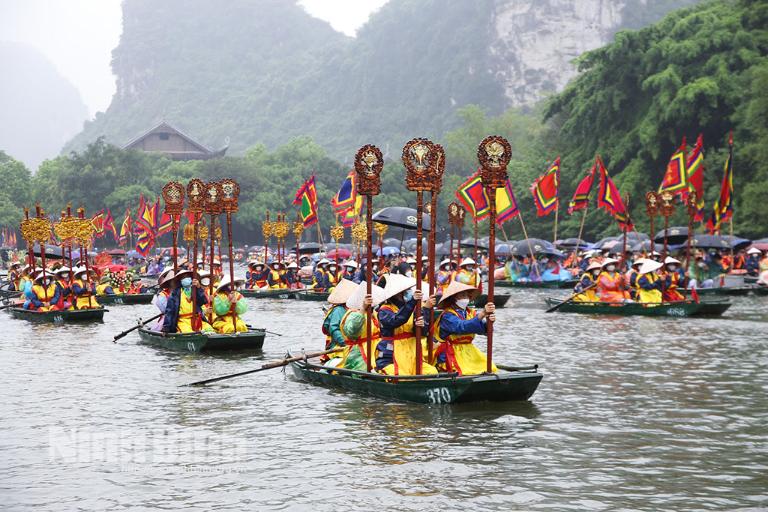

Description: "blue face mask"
403 289 414 302
181 277 192 288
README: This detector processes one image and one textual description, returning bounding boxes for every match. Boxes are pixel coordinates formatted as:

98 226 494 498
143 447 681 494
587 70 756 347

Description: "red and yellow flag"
686 134 705 221
530 158 559 216
659 137 688 198
706 134 734 234
596 156 633 232
293 176 319 227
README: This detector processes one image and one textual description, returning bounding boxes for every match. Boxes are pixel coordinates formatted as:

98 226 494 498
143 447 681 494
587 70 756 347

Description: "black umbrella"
654 227 689 245
624 231 650 242
556 237 591 249
372 207 431 232
692 234 733 250
382 238 401 247
460 237 488 249
511 238 554 256
434 242 451 256
297 242 323 254
725 236 752 250
32 243 65 259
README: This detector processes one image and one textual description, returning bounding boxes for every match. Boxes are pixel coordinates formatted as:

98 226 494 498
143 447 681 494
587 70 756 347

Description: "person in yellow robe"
336 281 387 371
376 274 438 376
212 276 248 333
637 259 664 304
454 258 481 287
573 261 601 302
161 269 213 333
95 275 116 296
432 281 497 375
26 271 60 311
71 267 100 309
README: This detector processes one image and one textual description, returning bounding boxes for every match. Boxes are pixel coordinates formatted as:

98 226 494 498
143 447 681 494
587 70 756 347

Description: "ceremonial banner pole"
473 218 479 262
262 212 271 264
517 213 540 278
621 193 630 267
553 194 560 244
426 144 445 362
204 182 223 313
456 206 465 265
478 135 512 373
162 182 185 275
646 192 659 255
448 202 462 269
187 180 205 331
220 179 240 332
574 202 589 268
294 213 304 265
403 138 440 375
354 145 383 373
21 208 34 271
77 207 93 286
659 191 675 261
685 191 697 272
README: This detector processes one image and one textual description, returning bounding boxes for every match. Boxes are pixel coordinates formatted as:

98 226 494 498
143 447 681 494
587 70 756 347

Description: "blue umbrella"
375 246 399 256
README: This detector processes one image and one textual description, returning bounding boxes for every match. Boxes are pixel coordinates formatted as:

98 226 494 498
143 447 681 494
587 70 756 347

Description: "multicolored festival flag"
658 137 688 198
293 176 319 227
568 163 596 214
157 212 174 236
495 179 520 225
119 209 131 245
685 134 705 221
103 209 118 242
91 210 105 238
339 195 363 227
530 158 559 217
456 170 490 220
331 170 357 213
135 228 153 257
596 156 634 232
706 134 734 234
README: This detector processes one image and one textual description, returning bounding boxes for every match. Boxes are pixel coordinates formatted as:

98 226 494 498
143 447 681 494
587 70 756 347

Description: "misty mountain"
64 0 698 161
0 41 88 170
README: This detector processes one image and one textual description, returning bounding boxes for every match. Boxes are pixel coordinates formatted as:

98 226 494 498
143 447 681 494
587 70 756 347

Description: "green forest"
2 0 766 246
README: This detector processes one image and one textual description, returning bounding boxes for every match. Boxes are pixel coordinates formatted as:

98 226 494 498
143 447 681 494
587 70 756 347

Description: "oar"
0 303 18 311
545 282 597 313
112 313 163 342
245 324 282 337
181 348 342 387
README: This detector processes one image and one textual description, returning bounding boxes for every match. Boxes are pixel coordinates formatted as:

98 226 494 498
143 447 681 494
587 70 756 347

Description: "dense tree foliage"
544 0 768 237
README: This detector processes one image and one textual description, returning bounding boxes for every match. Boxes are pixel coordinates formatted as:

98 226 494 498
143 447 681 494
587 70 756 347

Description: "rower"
327 262 341 288
71 266 100 309
625 258 646 301
745 248 762 276
636 260 664 303
96 275 116 296
337 281 386 371
246 261 269 289
127 276 148 294
25 271 60 311
433 281 497 375
436 259 456 294
149 270 175 330
341 260 359 283
16 264 33 293
504 255 529 283
454 258 481 287
268 261 287 289
662 256 686 301
376 274 438 376
596 257 631 303
284 262 303 289
573 261 601 302
161 268 213 333
53 266 73 310
212 276 248 333
312 258 331 290
321 279 357 362
7 262 21 291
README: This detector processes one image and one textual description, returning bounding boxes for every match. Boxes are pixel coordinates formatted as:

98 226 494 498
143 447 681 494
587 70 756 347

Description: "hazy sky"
0 0 388 117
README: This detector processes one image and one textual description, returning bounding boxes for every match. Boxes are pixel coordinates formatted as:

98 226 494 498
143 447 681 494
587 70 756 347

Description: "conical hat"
586 261 602 272
159 270 176 287
346 282 386 310
439 258 453 269
327 278 358 305
460 257 476 267
639 259 663 274
55 266 71 275
664 256 681 265
438 280 480 307
382 273 417 300
747 247 761 255
632 258 647 267
601 257 619 267
216 275 244 292
343 260 359 269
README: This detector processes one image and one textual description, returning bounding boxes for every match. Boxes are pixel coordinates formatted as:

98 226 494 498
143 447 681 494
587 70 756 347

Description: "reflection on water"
1 291 766 511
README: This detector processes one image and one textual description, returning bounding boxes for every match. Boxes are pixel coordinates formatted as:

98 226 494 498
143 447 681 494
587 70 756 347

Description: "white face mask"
668 265 678 272
455 298 470 309
606 265 616 272
405 270 413 277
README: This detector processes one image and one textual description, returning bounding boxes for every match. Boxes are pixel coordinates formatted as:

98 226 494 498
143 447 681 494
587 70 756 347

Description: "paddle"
112 313 163 342
181 348 342 387
545 282 597 313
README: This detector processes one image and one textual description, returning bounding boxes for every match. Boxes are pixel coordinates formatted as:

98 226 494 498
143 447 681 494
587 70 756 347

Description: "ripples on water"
1 290 766 511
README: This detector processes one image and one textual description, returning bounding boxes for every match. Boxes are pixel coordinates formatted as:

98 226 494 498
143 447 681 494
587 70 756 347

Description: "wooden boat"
496 279 577 289
472 293 512 308
691 285 766 296
295 290 331 301
8 307 106 323
137 327 266 352
290 356 542 404
544 297 731 317
240 288 300 299
96 293 154 305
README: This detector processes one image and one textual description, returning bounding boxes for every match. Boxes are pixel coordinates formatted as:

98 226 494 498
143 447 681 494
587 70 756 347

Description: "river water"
2 289 766 511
